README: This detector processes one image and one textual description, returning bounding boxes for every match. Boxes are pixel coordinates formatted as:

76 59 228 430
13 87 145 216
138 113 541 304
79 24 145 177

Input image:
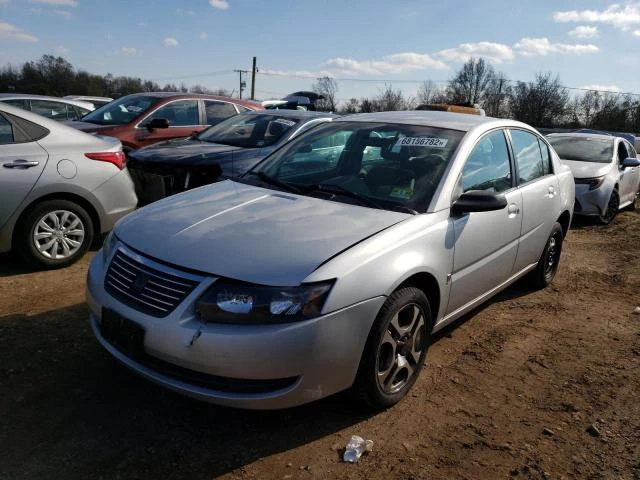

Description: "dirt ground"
1 209 639 480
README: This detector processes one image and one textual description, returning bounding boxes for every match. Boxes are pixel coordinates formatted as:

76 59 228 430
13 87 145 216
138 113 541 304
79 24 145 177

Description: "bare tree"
483 72 510 118
580 90 601 127
508 72 569 127
359 97 377 113
416 80 445 105
342 98 359 114
376 84 408 111
312 76 338 111
447 57 496 106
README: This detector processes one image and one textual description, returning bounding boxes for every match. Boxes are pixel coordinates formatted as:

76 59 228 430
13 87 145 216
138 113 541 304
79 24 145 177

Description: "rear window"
547 136 613 163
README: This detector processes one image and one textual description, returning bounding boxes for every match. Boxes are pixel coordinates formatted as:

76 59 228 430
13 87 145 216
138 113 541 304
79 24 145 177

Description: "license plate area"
101 308 145 358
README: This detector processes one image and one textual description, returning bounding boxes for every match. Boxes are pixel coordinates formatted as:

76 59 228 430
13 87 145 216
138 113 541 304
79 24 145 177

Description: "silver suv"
87 111 575 409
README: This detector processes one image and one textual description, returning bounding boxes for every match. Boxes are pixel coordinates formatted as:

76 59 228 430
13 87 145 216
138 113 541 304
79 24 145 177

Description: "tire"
16 199 94 269
528 222 564 289
599 189 619 224
354 287 432 409
628 192 637 211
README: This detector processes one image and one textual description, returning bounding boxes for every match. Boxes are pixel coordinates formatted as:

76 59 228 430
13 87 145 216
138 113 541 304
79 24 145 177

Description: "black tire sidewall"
17 199 94 269
600 190 619 224
530 222 563 289
355 287 432 409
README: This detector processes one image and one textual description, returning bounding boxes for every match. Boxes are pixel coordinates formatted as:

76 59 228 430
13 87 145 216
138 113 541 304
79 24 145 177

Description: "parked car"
0 103 137 268
69 92 263 152
127 110 338 205
63 95 114 108
87 111 574 409
0 94 94 121
548 133 640 224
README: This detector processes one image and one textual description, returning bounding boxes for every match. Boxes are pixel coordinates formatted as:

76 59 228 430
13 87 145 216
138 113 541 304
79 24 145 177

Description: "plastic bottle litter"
343 435 374 463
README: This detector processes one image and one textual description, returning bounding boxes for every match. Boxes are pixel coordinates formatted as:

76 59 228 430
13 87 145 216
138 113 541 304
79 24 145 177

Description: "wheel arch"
12 192 101 248
556 210 571 238
393 272 441 324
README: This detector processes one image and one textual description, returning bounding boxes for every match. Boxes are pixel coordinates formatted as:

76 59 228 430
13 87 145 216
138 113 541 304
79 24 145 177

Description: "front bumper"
86 248 385 409
573 183 610 216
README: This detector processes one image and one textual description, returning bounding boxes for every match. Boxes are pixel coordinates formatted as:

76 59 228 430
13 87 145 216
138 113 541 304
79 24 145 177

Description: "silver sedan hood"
561 159 612 179
114 180 409 285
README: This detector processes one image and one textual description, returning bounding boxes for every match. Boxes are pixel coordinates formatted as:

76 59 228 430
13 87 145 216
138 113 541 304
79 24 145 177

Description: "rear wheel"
528 222 563 289
16 199 94 269
354 287 432 409
599 189 619 224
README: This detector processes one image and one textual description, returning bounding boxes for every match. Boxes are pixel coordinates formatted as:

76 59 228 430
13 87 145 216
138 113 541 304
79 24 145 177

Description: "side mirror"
622 157 640 168
145 118 170 131
451 190 508 215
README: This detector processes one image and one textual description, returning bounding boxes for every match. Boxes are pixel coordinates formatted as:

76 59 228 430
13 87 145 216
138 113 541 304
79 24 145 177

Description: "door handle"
3 160 40 169
508 204 520 215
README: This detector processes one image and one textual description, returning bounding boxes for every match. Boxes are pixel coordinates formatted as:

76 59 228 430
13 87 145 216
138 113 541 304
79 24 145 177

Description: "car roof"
117 91 263 108
0 93 95 109
334 110 523 132
241 110 339 119
547 132 617 141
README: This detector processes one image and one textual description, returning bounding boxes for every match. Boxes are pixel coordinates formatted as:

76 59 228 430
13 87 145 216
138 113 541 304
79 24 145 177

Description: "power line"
149 70 233 82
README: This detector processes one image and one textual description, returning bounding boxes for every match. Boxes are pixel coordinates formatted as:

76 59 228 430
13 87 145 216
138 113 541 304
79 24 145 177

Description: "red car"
69 92 263 151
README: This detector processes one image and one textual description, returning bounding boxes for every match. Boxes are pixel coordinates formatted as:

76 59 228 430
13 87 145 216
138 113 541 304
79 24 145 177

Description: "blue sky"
1 0 640 104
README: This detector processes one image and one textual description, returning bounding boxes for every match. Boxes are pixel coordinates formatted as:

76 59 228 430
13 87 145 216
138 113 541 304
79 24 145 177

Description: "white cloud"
581 84 621 92
436 41 514 64
553 3 640 31
53 9 72 18
514 37 599 56
0 22 38 42
120 47 138 55
54 45 68 54
163 37 178 47
199 32 208 40
209 0 229 10
634 29 640 36
568 25 599 38
325 52 448 75
260 69 334 79
29 0 78 6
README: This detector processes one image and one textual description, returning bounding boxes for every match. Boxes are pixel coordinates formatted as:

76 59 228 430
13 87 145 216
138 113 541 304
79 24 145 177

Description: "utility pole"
250 56 257 100
233 68 249 99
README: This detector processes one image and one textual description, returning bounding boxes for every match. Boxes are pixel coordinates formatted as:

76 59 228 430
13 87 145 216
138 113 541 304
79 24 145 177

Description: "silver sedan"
547 133 640 224
0 103 137 268
87 111 575 409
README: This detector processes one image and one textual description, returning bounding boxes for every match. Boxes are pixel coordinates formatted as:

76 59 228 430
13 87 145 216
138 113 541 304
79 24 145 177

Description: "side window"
146 100 199 126
617 141 629 164
237 105 253 113
0 114 15 144
461 130 512 193
510 129 545 184
628 142 637 159
204 101 238 125
2 99 28 109
538 138 553 175
30 100 67 121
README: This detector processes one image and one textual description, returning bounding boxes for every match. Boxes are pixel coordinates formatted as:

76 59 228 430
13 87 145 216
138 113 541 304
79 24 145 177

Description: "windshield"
80 95 159 125
241 121 464 213
196 113 300 148
548 136 613 163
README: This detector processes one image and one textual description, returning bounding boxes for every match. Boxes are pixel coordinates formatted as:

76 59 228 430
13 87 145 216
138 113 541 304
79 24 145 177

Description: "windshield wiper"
305 183 385 210
246 171 302 194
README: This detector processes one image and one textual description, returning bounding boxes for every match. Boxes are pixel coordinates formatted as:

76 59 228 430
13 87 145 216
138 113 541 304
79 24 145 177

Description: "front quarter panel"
304 210 452 321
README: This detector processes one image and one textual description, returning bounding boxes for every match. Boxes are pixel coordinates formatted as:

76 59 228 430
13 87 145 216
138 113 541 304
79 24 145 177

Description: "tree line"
2 55 639 132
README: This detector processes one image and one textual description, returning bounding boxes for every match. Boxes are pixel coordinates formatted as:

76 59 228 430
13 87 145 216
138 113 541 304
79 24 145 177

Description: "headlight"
196 281 334 324
575 176 605 191
101 230 117 266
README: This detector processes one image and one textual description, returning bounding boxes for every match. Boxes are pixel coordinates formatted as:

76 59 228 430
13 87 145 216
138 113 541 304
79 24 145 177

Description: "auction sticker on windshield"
395 137 448 148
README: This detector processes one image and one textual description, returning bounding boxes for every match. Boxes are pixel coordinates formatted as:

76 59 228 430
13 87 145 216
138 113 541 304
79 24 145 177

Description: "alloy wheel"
33 210 85 259
376 303 427 394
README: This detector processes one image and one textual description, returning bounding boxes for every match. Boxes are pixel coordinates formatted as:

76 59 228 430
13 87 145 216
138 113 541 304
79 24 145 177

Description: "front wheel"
599 189 619 224
528 222 564 289
354 287 432 409
16 199 94 269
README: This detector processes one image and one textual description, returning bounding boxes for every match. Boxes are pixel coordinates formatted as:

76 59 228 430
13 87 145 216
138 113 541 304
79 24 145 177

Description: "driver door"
446 129 522 315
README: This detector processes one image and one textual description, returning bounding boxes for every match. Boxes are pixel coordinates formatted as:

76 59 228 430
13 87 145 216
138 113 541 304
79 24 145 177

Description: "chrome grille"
105 249 199 317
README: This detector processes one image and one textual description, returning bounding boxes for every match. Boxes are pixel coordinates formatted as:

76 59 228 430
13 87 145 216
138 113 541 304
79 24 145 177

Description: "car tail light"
85 151 126 170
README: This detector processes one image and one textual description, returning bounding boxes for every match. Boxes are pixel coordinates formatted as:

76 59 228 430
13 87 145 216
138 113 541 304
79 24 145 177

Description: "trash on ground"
343 435 374 463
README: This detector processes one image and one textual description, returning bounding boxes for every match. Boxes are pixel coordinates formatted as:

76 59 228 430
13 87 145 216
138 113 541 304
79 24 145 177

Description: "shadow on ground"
0 303 375 480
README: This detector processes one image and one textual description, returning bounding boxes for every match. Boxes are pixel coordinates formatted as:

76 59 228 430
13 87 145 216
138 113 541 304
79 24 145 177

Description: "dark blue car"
127 110 338 205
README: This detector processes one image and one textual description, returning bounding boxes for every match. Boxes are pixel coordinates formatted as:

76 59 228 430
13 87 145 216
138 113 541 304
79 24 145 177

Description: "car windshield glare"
81 95 159 125
196 114 300 148
548 136 613 163
245 121 464 213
